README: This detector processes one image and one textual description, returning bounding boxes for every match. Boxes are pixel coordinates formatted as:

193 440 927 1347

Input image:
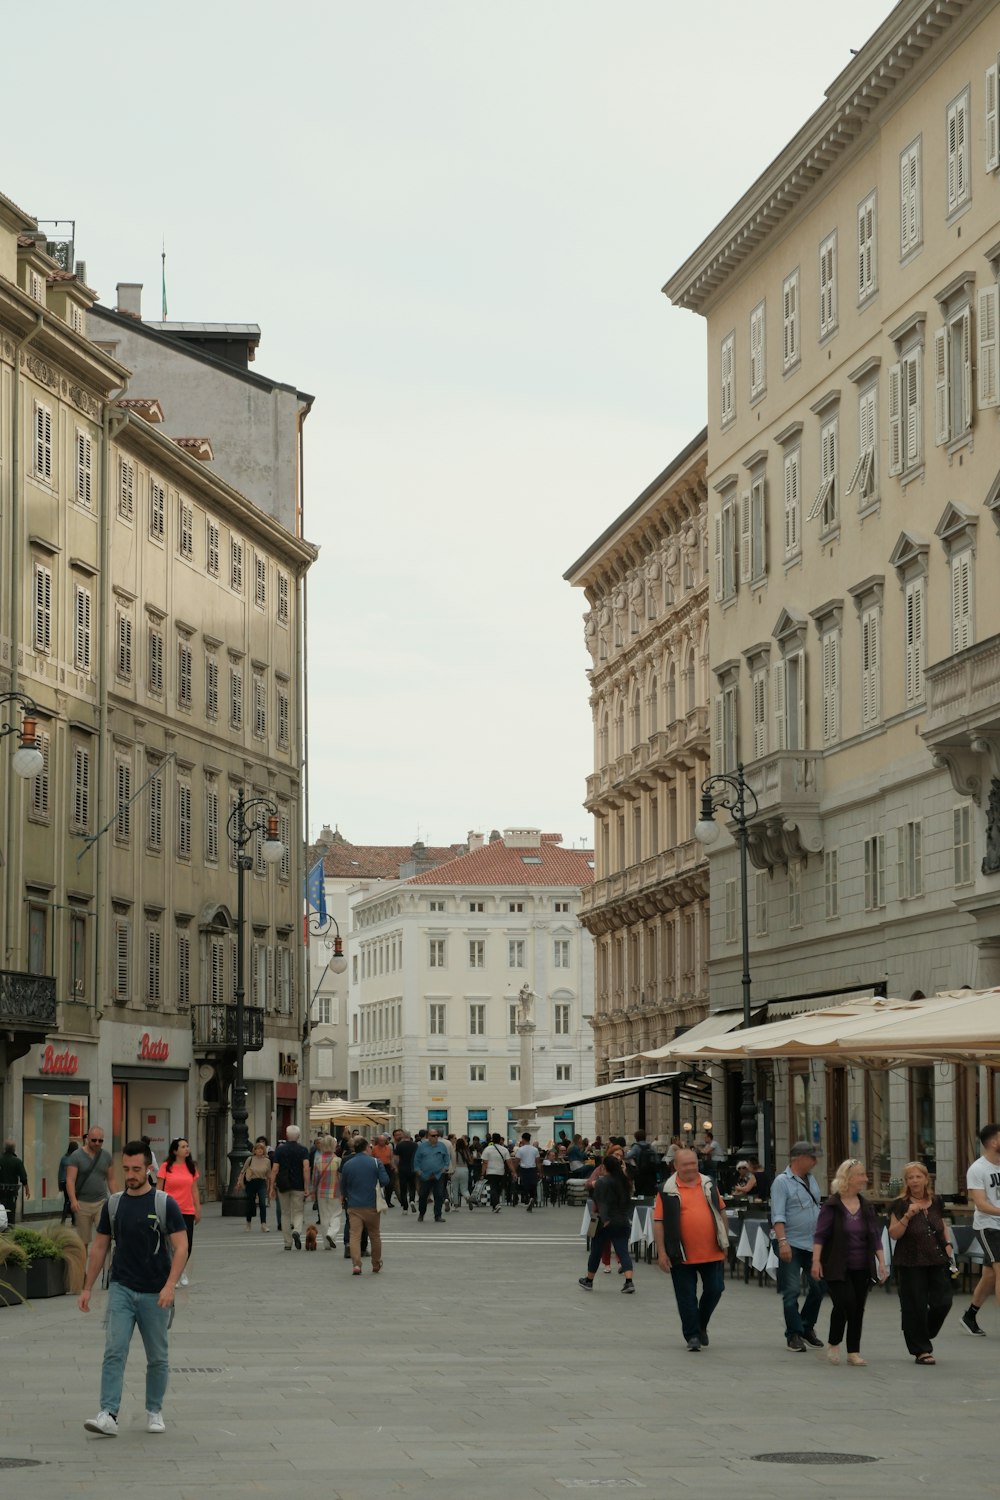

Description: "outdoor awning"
636 1009 753 1062
308 1101 392 1127
530 1071 685 1113
766 988 879 1019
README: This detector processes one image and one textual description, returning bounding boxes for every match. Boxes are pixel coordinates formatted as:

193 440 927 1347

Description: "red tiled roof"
407 836 594 888
174 437 214 460
308 837 467 881
117 397 165 423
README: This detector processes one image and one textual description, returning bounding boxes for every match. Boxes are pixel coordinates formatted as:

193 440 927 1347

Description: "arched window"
631 688 641 746
684 646 696 714
615 701 625 757
599 710 609 765
666 664 677 723
649 675 658 735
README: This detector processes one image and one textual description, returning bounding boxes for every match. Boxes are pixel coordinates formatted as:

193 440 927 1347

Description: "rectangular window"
900 138 922 256
508 939 525 968
33 402 52 482
904 576 925 706
33 563 52 654
147 767 163 852
857 192 877 300
74 585 92 672
118 457 134 520
230 536 243 592
177 930 190 1007
749 474 766 582
469 939 486 969
429 938 446 968
72 745 90 833
808 416 838 531
177 781 192 859
469 901 484 913
888 348 922 476
553 939 570 968
253 674 266 739
555 1064 572 1083
788 858 802 929
720 330 735 424
821 630 840 744
469 1002 486 1035
509 901 524 913
509 1002 519 1035
177 640 193 709
179 502 194 559
819 231 837 337
229 665 243 730
951 551 973 653
205 653 219 720
978 284 1000 411
276 684 290 749
114 917 131 1002
115 756 131 843
146 925 161 1005
277 571 290 625
275 947 291 1014
510 1064 521 1082
205 783 219 863
783 447 800 559
255 555 267 610
946 89 970 215
469 1064 486 1083
429 1002 446 1035
751 666 767 760
847 385 877 507
207 521 220 576
824 849 839 920
861 606 881 730
713 683 739 772
75 430 93 507
724 879 737 943
754 869 768 938
116 608 133 681
554 901 570 913
713 494 739 601
898 820 923 900
782 269 799 370
954 805 973 886
987 61 1000 172
864 834 886 911
934 307 973 447
147 625 163 696
149 479 165 541
29 731 50 821
749 300 765 400
554 1002 571 1035
429 1063 446 1083
429 900 445 912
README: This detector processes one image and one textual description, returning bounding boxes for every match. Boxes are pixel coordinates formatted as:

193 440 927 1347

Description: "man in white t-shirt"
514 1133 541 1212
961 1122 1000 1337
481 1134 511 1213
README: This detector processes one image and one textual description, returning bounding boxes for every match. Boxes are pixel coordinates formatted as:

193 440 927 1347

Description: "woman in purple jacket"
811 1159 887 1366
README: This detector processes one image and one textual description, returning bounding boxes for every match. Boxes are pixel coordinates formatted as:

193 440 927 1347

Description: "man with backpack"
625 1130 659 1197
78 1139 188 1437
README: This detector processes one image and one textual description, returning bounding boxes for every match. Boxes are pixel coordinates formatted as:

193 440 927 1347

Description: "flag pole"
161 237 167 320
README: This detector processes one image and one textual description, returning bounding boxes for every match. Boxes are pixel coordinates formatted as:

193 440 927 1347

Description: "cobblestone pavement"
0 1201 995 1498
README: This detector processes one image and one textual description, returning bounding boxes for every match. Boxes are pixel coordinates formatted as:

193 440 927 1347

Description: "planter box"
26 1259 65 1299
0 1265 28 1306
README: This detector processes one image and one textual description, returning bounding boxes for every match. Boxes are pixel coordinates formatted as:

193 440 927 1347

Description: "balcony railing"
0 970 56 1032
191 1003 264 1052
742 750 824 868
581 841 705 914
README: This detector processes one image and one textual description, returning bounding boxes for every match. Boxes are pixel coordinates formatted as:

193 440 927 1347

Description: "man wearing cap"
771 1142 826 1352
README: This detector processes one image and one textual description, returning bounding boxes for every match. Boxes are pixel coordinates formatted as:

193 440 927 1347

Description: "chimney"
467 830 484 851
74 259 87 285
116 282 142 319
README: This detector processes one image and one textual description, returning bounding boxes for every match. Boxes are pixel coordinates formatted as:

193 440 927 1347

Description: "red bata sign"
137 1033 170 1062
39 1045 79 1076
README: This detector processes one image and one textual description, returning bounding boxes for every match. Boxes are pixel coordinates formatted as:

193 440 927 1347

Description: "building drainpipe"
4 313 44 975
296 406 311 1128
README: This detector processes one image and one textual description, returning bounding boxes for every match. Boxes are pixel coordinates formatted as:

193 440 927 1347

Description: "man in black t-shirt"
79 1140 187 1437
269 1125 312 1250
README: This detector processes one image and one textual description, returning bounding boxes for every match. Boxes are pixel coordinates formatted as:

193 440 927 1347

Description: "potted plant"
41 1223 87 1295
8 1226 64 1298
0 1236 29 1307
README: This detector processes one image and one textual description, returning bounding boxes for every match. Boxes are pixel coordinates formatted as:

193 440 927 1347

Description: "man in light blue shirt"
770 1142 826 1353
413 1130 451 1222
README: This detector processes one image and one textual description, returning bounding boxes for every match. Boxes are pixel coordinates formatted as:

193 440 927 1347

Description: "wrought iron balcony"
0 970 57 1032
191 1003 264 1053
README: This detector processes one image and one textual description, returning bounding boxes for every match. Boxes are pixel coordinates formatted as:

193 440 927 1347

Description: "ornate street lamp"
0 692 45 779
222 788 284 1213
694 762 760 1159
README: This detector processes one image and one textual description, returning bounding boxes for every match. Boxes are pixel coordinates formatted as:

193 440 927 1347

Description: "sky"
4 0 886 848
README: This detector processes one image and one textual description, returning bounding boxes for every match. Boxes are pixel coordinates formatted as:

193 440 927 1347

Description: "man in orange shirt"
371 1136 396 1206
653 1148 729 1352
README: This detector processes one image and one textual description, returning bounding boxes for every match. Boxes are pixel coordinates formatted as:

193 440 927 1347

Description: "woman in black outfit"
888 1161 955 1364
812 1159 887 1365
577 1155 635 1294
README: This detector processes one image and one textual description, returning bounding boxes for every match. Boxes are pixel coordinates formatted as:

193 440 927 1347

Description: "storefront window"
910 1066 936 1175
23 1089 88 1213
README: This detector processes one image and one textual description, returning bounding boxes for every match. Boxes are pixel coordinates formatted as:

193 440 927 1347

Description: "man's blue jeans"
418 1175 447 1220
777 1245 826 1338
100 1282 171 1415
669 1259 725 1342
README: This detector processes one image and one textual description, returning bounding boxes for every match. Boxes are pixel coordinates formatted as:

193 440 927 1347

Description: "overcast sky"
6 0 884 848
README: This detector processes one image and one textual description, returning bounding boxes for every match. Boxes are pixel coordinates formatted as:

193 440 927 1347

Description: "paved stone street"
1 1202 995 1498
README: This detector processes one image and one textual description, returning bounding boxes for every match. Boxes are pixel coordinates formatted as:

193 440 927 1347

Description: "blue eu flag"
305 859 327 923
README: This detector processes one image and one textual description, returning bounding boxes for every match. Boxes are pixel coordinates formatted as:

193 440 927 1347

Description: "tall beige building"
664 0 1000 1189
565 434 711 1141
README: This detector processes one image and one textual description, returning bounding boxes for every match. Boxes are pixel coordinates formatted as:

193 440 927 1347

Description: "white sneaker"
146 1410 165 1433
178 1273 189 1287
84 1411 118 1437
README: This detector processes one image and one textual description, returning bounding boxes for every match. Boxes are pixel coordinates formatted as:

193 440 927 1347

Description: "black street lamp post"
221 788 284 1215
694 762 760 1160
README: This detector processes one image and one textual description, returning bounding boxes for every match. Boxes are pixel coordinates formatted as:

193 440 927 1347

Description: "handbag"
374 1179 388 1214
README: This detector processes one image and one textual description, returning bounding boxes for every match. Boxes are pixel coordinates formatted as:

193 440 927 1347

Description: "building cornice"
663 0 977 315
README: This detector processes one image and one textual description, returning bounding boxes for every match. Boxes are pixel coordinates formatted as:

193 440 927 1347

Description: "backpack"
107 1190 175 1257
629 1143 657 1191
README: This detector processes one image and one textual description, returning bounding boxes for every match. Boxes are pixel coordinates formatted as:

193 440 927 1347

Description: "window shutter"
977 285 1000 408
772 659 787 750
74 746 90 831
905 350 921 466
959 306 972 431
783 451 799 554
794 651 806 748
933 326 950 445
955 95 968 205
905 577 924 704
947 102 958 211
750 305 763 395
987 63 1000 171
739 491 751 584
713 514 723 601
861 607 880 728
713 693 723 773
822 633 839 743
751 477 766 579
752 671 767 759
951 552 972 653
887 363 902 474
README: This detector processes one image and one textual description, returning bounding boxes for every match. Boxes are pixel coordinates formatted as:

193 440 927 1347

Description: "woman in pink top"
157 1138 200 1286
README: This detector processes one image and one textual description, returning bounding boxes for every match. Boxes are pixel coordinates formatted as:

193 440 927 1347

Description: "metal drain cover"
752 1453 878 1465
0 1459 43 1469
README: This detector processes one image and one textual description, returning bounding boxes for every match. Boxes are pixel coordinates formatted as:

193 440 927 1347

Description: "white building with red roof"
347 828 596 1141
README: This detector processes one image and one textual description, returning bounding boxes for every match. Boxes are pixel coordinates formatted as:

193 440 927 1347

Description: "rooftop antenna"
161 236 168 320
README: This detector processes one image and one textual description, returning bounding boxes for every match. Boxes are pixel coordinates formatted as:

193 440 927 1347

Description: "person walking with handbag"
481 1133 511 1213
66 1127 118 1248
239 1138 271 1232
156 1139 200 1288
888 1161 955 1364
812 1159 887 1366
339 1138 389 1275
312 1135 342 1249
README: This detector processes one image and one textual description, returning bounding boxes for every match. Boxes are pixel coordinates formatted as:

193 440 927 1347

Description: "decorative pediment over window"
772 607 808 650
934 501 978 557
888 530 930 578
985 470 1000 537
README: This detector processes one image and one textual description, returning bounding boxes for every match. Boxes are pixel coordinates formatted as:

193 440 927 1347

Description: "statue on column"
983 780 1000 875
